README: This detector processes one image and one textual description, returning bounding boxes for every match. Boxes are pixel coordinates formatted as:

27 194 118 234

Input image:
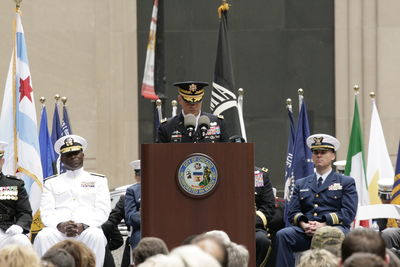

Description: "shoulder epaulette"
217 114 224 120
43 174 58 182
261 167 269 173
161 118 167 123
90 172 106 178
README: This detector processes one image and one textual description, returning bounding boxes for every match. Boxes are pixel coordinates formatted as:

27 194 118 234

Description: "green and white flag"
345 96 369 206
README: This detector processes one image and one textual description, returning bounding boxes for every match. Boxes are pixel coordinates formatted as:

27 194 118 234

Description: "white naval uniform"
33 168 111 267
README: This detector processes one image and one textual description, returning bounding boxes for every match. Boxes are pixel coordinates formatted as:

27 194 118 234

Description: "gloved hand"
5 225 23 235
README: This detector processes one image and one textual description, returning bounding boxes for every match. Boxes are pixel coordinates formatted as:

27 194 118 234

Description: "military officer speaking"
274 134 358 267
0 141 32 248
33 135 111 267
157 81 229 143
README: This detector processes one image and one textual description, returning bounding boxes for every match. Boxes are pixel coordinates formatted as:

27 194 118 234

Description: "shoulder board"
161 118 167 123
43 175 58 182
90 172 106 178
5 175 20 181
217 114 224 120
261 167 269 173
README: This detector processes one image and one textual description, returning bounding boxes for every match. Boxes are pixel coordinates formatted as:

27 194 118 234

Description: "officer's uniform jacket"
0 173 32 233
288 171 358 229
157 112 229 143
124 183 141 248
40 168 111 228
254 167 275 231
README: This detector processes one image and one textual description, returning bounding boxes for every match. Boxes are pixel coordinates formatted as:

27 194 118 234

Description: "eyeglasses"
312 150 328 155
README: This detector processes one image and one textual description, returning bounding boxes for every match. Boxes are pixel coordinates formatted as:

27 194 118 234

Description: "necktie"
318 177 323 187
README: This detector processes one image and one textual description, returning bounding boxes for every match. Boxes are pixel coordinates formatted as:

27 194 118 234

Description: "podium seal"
177 153 218 198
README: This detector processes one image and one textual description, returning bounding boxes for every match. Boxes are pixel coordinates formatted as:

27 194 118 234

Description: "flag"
367 99 394 204
0 11 44 234
141 0 159 100
291 99 314 181
388 141 400 227
344 94 369 227
210 3 242 139
51 102 62 147
283 97 313 226
61 103 72 136
283 100 296 226
39 104 56 178
154 101 162 142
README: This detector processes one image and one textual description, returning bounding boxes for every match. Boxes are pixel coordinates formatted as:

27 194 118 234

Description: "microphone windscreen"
184 114 196 128
198 115 210 128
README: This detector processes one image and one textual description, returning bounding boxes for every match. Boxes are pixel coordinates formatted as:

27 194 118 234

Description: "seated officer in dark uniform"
0 141 32 247
254 167 275 267
274 134 358 267
157 81 229 143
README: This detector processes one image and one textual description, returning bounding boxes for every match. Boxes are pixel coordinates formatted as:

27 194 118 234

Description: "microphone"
184 114 196 137
198 115 210 138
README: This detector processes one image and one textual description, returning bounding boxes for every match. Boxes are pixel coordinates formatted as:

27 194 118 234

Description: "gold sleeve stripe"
293 213 303 226
330 213 339 224
256 210 268 229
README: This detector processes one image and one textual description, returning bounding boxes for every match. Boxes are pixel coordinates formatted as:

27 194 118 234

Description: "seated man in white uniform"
0 141 32 247
33 135 111 267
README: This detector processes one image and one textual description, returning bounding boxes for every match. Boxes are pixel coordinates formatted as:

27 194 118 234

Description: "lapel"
317 171 338 193
307 174 318 193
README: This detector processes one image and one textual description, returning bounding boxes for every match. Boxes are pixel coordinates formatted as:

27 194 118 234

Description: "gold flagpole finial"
61 96 68 105
156 99 162 107
15 0 22 9
171 100 177 107
39 97 45 105
286 98 292 106
369 92 376 99
54 94 60 102
218 0 230 18
238 88 244 96
353 84 360 95
298 88 304 96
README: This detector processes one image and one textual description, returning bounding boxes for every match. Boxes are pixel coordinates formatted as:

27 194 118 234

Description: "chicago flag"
0 12 44 234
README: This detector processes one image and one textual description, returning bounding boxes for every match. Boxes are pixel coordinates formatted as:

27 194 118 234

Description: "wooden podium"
141 143 255 266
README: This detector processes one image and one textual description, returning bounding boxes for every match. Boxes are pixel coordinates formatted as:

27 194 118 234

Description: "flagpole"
237 88 247 141
298 88 304 112
12 0 22 174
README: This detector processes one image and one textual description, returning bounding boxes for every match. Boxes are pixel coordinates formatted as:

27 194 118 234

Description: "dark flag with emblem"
210 3 242 139
61 100 72 136
283 99 296 226
284 96 314 226
51 102 62 149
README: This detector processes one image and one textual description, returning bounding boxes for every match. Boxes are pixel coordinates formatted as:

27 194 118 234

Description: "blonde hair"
297 249 338 267
0 245 41 267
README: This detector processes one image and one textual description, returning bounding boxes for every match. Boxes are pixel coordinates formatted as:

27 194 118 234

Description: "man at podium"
158 81 229 143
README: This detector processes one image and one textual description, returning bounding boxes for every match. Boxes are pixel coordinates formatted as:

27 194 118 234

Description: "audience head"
342 252 387 267
226 242 249 267
204 230 231 247
341 228 387 263
42 248 76 267
311 226 345 257
50 239 95 267
0 244 41 267
169 245 221 267
133 237 169 266
297 249 338 267
193 234 228 267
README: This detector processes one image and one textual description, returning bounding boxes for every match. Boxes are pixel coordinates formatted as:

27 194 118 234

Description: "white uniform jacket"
40 168 111 228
